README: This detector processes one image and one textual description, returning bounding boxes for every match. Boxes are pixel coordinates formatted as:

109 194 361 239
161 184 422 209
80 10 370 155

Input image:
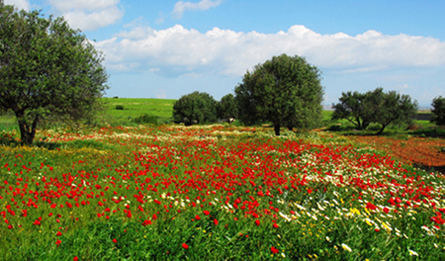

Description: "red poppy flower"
255 220 260 226
195 215 201 220
112 238 117 244
213 219 219 225
55 239 62 246
271 246 279 254
273 223 279 228
182 243 189 249
56 231 62 236
203 210 210 215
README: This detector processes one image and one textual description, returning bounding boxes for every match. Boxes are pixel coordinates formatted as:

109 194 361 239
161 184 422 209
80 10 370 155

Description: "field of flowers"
1 125 444 260
348 135 445 174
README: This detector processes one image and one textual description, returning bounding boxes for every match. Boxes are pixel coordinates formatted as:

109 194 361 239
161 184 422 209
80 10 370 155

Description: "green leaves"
173 91 218 125
218 93 238 120
431 96 445 126
235 54 324 135
332 87 418 135
0 5 108 145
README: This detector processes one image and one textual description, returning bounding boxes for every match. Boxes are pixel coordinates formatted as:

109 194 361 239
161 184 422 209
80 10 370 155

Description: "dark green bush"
133 114 159 125
431 96 445 126
115 105 124 110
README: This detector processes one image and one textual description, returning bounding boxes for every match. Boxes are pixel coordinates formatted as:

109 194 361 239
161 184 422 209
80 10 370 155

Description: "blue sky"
5 0 445 106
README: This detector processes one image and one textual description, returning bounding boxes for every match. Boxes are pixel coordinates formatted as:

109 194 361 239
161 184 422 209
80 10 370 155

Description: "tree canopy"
234 54 324 135
332 87 418 134
0 5 108 145
331 91 372 130
431 96 445 126
172 91 217 125
217 93 238 121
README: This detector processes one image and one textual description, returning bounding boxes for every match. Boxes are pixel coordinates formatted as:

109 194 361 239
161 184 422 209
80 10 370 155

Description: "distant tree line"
331 90 445 132
173 53 444 135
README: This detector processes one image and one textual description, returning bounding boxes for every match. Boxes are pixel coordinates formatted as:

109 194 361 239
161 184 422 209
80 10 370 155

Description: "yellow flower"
365 218 373 226
341 243 352 252
408 249 419 256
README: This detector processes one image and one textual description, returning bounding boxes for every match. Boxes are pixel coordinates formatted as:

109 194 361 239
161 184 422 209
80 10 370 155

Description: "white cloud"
96 25 445 78
62 7 123 31
4 0 31 11
49 0 120 12
49 0 123 31
172 0 222 19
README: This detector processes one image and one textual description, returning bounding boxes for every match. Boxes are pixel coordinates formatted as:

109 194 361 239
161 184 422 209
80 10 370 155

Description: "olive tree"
0 5 108 145
332 87 418 134
331 91 371 130
431 96 445 126
172 91 217 125
234 54 324 135
370 88 418 135
218 93 238 120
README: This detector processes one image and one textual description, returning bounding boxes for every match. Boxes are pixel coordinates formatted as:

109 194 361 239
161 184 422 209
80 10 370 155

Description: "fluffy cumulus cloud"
4 0 31 11
95 25 445 77
172 0 223 19
49 0 123 31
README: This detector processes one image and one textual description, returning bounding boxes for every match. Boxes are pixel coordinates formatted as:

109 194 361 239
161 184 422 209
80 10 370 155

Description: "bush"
133 114 159 125
115 105 124 110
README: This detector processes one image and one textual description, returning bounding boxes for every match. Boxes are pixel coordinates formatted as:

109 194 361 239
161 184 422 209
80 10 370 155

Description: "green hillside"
102 97 176 119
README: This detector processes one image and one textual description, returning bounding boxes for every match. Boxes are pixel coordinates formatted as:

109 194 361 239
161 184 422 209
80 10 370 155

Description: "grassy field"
102 97 176 119
0 97 177 130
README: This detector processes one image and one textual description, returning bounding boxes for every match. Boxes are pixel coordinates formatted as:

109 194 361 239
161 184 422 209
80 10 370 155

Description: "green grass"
102 97 176 119
0 111 18 131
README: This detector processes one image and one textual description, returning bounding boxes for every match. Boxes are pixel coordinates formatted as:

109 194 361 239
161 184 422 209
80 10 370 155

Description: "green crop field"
102 97 176 119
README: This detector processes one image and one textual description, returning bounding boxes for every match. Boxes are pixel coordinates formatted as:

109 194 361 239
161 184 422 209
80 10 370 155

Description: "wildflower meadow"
0 125 444 260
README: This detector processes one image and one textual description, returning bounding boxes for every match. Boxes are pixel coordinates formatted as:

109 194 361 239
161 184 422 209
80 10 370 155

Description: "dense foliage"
234 54 324 135
0 5 108 145
332 88 418 134
431 96 445 126
172 91 218 125
331 91 372 130
217 93 238 121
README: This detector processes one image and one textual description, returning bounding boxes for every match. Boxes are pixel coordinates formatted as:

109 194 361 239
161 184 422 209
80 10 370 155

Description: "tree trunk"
376 124 387 135
274 123 281 136
16 114 39 145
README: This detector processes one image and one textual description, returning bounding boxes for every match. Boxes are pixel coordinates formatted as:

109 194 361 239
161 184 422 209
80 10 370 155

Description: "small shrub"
115 105 124 110
133 114 159 125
